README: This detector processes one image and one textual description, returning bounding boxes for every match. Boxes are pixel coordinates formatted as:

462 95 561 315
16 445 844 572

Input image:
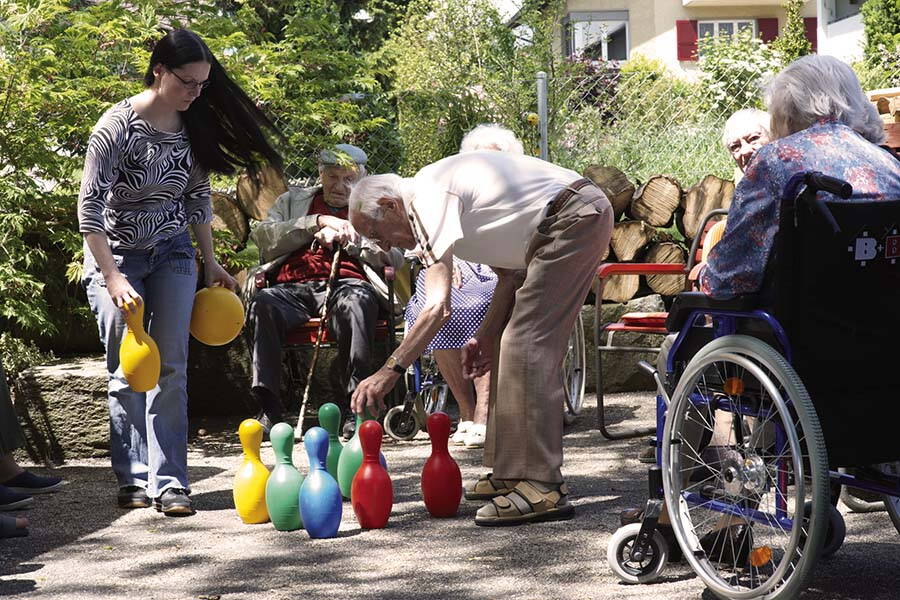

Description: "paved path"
1 393 898 599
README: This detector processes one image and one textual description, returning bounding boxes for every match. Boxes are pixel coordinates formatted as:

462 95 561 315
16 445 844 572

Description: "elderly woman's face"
726 123 771 172
321 165 362 207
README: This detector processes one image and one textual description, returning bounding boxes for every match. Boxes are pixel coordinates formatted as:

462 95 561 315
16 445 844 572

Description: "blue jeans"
83 232 197 498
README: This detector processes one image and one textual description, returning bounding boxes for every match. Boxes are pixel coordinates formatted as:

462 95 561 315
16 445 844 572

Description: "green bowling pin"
336 409 386 499
318 403 343 479
265 422 305 531
337 414 363 499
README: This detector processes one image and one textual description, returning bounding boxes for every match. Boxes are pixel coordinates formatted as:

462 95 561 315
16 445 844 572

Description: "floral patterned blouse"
700 120 900 299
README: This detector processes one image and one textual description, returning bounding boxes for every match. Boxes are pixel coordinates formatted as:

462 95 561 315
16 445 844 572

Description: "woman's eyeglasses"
166 67 210 91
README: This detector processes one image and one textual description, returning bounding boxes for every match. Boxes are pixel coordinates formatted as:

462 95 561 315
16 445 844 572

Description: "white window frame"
563 11 630 61
697 19 757 40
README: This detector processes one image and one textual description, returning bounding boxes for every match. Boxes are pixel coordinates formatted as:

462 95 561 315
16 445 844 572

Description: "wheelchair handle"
804 172 852 199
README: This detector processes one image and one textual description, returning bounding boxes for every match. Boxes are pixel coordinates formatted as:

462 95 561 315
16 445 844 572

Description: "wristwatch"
385 355 406 374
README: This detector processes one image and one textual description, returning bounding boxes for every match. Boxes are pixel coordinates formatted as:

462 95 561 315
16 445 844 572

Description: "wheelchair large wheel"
563 312 586 426
662 335 829 600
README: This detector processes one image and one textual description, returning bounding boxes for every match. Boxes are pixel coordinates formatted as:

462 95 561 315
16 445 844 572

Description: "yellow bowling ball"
190 286 245 346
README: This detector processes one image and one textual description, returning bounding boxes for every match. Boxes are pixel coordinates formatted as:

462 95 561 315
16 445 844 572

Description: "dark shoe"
254 411 282 442
117 485 151 509
699 524 753 565
638 444 657 464
154 488 194 516
341 417 356 441
0 485 33 511
3 470 65 494
0 514 28 538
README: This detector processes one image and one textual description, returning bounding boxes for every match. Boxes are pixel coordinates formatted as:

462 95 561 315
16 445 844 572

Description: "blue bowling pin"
299 427 343 539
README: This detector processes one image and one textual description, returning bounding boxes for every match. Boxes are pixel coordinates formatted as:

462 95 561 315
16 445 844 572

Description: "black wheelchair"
607 172 900 599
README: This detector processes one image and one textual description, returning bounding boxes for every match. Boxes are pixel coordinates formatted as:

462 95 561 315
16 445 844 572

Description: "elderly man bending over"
245 144 403 439
348 151 613 526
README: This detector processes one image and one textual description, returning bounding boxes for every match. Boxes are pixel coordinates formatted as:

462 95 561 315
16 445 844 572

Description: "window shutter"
803 17 818 52
676 20 698 61
757 18 778 43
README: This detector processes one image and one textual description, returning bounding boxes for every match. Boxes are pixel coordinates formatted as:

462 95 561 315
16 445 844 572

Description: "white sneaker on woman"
451 421 473 445
465 423 486 448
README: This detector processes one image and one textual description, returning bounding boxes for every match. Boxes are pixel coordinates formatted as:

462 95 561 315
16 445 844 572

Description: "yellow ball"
190 286 245 346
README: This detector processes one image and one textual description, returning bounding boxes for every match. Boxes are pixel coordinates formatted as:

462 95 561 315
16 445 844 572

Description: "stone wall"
14 356 109 465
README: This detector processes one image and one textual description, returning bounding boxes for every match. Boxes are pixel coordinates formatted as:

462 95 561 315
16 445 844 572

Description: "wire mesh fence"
270 58 900 191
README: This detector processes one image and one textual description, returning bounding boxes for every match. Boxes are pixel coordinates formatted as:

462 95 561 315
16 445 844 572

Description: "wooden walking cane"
296 244 343 438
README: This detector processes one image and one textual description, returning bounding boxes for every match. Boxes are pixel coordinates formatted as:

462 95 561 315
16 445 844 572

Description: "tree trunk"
679 174 735 240
644 242 687 296
610 220 672 262
236 165 288 221
601 274 640 303
211 192 250 245
629 175 681 227
583 164 634 219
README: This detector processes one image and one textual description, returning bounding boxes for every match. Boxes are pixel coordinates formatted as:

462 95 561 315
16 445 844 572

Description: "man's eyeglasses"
166 67 210 91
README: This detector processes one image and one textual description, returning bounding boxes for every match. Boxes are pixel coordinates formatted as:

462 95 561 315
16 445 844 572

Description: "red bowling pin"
350 420 393 529
421 412 462 517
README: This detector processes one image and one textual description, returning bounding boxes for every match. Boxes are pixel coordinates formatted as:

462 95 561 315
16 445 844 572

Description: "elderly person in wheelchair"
244 144 403 437
609 55 900 598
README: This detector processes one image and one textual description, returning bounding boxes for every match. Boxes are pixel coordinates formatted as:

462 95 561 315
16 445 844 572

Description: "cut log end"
629 175 681 228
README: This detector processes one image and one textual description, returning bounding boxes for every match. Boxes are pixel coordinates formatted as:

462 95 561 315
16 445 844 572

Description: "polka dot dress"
405 258 498 351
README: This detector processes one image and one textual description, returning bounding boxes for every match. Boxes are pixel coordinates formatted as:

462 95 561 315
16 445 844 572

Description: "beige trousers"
483 186 613 483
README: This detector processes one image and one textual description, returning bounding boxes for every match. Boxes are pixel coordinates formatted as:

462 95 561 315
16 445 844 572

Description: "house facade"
560 0 868 71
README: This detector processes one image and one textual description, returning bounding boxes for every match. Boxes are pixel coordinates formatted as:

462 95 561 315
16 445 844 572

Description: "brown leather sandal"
464 473 518 501
474 480 574 526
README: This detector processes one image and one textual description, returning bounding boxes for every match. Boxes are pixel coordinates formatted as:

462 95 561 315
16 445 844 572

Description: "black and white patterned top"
77 99 212 250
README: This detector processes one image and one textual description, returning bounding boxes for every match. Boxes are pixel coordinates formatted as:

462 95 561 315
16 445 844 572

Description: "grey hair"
348 173 405 220
722 109 771 148
459 123 525 154
765 55 884 144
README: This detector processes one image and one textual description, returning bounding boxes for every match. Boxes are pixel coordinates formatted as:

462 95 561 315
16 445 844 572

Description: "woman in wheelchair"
609 55 900 595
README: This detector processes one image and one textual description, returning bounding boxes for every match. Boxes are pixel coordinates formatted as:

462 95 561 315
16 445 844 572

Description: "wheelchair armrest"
665 291 761 331
596 262 686 278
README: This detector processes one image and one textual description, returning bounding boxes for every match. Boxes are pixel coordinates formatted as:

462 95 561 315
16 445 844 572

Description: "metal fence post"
536 71 548 161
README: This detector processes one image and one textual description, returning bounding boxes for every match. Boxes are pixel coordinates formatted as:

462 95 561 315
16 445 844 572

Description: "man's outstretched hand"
351 368 400 415
461 337 492 379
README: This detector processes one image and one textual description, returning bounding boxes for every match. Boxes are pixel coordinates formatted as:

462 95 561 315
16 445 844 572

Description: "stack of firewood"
584 165 734 303
869 87 900 153
210 163 736 304
869 87 900 124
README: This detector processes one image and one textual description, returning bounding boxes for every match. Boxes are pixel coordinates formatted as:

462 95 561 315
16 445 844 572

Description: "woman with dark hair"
78 29 282 515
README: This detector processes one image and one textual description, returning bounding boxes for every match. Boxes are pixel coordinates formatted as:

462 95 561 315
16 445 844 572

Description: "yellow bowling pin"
119 300 160 393
233 418 270 524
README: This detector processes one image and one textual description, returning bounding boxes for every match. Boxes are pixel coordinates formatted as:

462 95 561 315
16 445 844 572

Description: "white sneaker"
464 423 486 448
451 421 473 445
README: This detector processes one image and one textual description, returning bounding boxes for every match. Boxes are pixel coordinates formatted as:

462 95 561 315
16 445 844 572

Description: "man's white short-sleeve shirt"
403 151 581 269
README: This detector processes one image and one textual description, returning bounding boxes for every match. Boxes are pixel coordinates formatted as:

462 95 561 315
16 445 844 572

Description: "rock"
13 356 110 464
581 294 666 394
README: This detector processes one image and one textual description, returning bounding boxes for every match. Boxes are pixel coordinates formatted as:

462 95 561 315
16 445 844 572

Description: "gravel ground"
1 392 898 600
